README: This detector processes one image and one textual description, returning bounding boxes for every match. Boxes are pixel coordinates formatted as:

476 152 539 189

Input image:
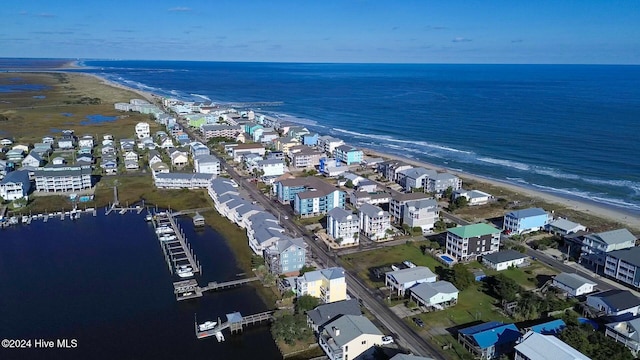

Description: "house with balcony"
248 220 286 256
446 223 501 262
170 150 189 168
349 191 391 207
295 267 347 303
289 146 323 169
358 203 392 241
135 122 150 139
150 162 169 174
256 158 285 177
189 141 210 157
545 218 587 236
78 135 94 148
307 299 362 333
334 145 363 166
275 177 346 217
409 281 459 311
425 172 462 195
0 170 31 201
194 154 220 175
586 290 640 317
275 136 301 155
22 151 44 168
326 207 360 246
318 315 383 360
232 143 266 162
503 208 550 235
317 136 344 155
303 133 319 146
389 191 432 224
396 167 436 192
34 165 92 193
153 172 213 189
581 228 636 267
514 331 590 360
551 272 597 297
402 198 439 233
147 150 162 167
200 124 241 140
264 236 306 276
385 266 437 297
457 321 520 360
605 246 640 289
377 160 413 182
605 317 640 355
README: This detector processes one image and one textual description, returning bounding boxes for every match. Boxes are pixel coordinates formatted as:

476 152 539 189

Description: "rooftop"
386 266 436 284
506 207 548 219
586 228 636 246
459 321 520 350
482 250 528 264
607 246 640 267
327 207 356 222
553 272 596 290
589 289 640 312
448 223 501 239
307 299 362 328
323 315 382 347
410 281 458 301
514 331 590 360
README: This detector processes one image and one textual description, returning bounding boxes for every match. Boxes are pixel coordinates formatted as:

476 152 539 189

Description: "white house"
135 122 150 139
514 331 590 360
0 138 13 146
148 150 163 166
153 172 213 189
0 170 31 201
21 151 44 168
551 272 597 297
481 250 529 271
170 150 189 168
409 281 459 310
587 290 640 317
453 189 493 206
194 154 221 175
605 317 640 355
385 266 437 297
546 218 587 236
402 198 439 233
326 207 360 246
256 159 285 177
318 315 383 360
359 203 392 241
78 136 94 148
124 151 139 162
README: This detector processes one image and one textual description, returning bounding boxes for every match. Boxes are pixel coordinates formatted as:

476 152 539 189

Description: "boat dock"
105 203 145 216
173 277 260 300
195 311 275 340
152 212 201 277
1 208 97 229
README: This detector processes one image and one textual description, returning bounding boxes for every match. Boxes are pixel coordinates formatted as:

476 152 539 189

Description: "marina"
151 211 201 278
173 276 260 301
195 311 275 341
0 207 97 229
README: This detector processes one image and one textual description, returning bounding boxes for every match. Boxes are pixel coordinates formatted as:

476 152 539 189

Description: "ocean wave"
530 183 640 212
190 93 211 101
477 157 531 171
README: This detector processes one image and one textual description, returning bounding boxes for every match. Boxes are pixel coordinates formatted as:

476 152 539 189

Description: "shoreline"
65 69 640 232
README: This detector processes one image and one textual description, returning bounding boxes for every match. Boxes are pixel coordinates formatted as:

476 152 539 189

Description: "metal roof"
448 223 501 239
586 228 636 246
589 290 640 312
410 281 458 301
482 250 528 264
459 322 520 349
307 299 361 328
323 315 382 347
553 273 596 290
386 266 436 285
514 331 590 360
530 319 566 335
607 246 640 267
506 207 548 219
327 207 356 222
359 203 387 218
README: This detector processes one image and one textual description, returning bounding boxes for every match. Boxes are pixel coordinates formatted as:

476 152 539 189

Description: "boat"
159 235 177 241
215 331 225 342
145 214 153 222
198 321 217 332
155 227 174 235
177 265 194 278
21 215 29 224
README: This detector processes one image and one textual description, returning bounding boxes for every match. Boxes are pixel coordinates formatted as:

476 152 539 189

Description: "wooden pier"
195 310 275 339
173 277 260 300
153 212 201 277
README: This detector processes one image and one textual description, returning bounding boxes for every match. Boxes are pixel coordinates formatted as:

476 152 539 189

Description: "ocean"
0 212 280 360
76 61 640 215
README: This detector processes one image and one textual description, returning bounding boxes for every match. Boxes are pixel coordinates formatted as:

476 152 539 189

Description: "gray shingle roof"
607 246 640 267
327 207 356 222
307 299 361 328
589 290 640 312
553 272 596 290
547 218 584 232
506 207 548 219
514 331 590 360
587 228 636 246
359 203 387 218
482 250 527 264
324 315 382 347
410 281 458 301
386 266 436 284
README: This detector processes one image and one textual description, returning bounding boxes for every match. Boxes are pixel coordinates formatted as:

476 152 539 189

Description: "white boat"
198 321 217 332
177 265 194 278
215 331 225 342
155 227 174 235
145 214 153 222
159 235 177 241
21 216 29 224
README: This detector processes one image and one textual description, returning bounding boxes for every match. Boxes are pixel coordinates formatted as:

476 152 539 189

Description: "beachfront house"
334 145 363 166
546 218 588 236
481 250 529 271
580 228 636 267
446 223 501 262
385 266 437 297
377 160 413 182
605 246 640 289
425 172 462 195
194 154 221 175
264 237 306 276
551 272 597 297
605 317 640 355
396 167 436 192
306 299 362 333
0 170 31 201
317 136 345 155
402 198 439 233
389 191 432 224
294 267 347 303
275 177 346 216
457 321 521 360
409 281 459 311
318 315 383 360
586 290 640 317
503 207 550 235
453 189 493 206
303 133 319 146
359 203 392 241
515 331 590 360
326 207 360 246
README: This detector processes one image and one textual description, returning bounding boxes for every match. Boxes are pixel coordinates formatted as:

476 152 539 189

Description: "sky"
1 0 639 64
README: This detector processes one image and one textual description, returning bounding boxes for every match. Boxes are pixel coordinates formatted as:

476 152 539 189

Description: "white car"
381 335 394 345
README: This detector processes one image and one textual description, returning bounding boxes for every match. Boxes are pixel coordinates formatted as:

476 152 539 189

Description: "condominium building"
359 203 392 241
402 198 439 233
153 172 213 189
326 207 360 245
446 223 501 262
605 246 640 289
581 229 636 267
34 165 92 193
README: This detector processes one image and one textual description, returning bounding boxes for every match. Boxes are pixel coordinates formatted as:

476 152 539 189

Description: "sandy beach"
362 147 640 231
71 70 640 233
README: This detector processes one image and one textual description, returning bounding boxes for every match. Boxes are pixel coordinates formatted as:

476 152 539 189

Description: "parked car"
412 317 425 327
381 335 394 345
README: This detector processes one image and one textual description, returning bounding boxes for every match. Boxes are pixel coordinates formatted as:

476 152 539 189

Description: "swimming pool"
438 254 456 265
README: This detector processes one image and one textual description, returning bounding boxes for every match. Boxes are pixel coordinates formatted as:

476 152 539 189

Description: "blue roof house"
334 145 363 166
457 321 521 359
529 319 566 335
302 133 319 146
503 208 550 235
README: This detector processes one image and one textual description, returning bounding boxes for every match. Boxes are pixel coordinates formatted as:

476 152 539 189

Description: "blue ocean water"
0 212 280 359
79 61 640 214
